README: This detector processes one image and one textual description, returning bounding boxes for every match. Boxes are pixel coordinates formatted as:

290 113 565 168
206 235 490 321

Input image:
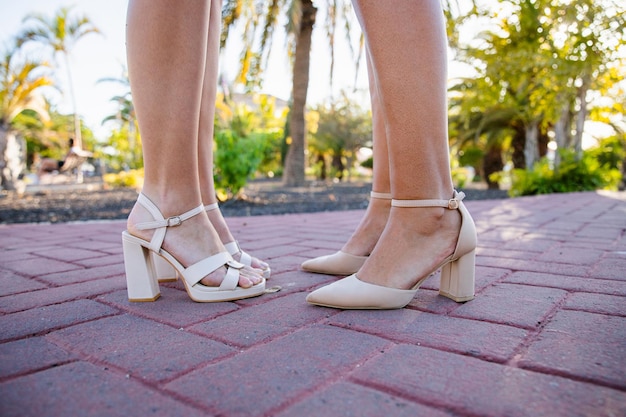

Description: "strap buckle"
166 216 182 227
448 198 460 210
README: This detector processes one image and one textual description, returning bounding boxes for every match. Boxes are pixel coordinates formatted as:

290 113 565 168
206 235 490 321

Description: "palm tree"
18 6 100 150
221 0 359 186
0 44 53 190
98 72 144 170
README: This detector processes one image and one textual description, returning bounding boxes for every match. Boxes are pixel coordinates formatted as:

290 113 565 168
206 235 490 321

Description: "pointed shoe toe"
301 251 368 276
306 274 417 310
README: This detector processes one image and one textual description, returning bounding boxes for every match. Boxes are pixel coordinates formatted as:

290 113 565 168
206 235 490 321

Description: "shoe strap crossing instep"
134 193 204 252
392 190 466 210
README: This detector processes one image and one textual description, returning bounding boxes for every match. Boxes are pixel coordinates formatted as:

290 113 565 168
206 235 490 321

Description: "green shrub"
214 129 267 198
103 168 144 190
508 149 621 197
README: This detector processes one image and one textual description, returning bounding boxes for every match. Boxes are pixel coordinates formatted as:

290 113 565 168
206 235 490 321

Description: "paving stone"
0 299 118 342
536 245 605 265
505 271 626 296
351 344 626 417
275 381 454 417
0 249 38 263
32 247 108 262
328 309 527 362
477 247 538 260
563 292 626 316
420 265 511 295
47 314 236 383
98 287 239 328
165 325 389 417
0 276 126 314
0 336 75 379
588 257 626 280
1 257 82 278
188 293 333 347
500 237 557 253
452 283 568 329
0 268 47 297
37 263 126 285
519 310 626 390
477 256 589 277
0 362 208 417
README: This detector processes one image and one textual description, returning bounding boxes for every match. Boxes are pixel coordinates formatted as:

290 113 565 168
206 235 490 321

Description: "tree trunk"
553 103 572 169
331 151 344 180
482 143 503 190
282 0 316 187
63 52 83 149
524 121 539 169
538 127 549 158
572 83 588 160
511 124 526 169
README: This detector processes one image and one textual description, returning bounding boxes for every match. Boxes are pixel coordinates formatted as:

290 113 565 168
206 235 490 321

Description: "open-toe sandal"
122 193 265 302
306 190 476 309
300 191 391 275
152 202 271 281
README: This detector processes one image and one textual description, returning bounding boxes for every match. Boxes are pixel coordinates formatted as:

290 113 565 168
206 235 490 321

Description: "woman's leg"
349 0 462 289
125 0 261 288
196 0 269 272
339 47 391 257
300 48 391 275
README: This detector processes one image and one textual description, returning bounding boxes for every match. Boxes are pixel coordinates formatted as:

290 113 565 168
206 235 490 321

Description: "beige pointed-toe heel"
153 202 271 281
301 191 391 275
123 193 265 302
306 190 476 309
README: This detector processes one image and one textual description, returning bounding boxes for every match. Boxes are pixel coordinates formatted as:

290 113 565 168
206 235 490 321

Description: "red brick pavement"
0 191 625 417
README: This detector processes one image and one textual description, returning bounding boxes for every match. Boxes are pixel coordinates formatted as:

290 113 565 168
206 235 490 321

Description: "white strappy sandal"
152 202 271 282
122 194 265 302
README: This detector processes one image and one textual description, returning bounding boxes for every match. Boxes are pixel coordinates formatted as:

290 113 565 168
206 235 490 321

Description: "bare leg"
125 0 261 288
340 47 391 257
351 0 462 289
196 0 270 272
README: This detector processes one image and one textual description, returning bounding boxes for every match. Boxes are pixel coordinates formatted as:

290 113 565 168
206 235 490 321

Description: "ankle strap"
392 190 465 210
134 193 204 252
205 202 219 212
370 191 392 199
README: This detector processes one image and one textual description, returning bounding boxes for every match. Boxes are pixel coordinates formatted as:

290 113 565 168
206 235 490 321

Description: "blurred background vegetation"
0 0 624 199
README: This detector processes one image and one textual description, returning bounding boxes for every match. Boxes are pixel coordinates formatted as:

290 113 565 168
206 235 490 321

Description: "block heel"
439 249 475 302
122 232 161 302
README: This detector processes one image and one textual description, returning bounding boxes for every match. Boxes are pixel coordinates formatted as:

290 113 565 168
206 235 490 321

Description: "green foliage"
214 129 269 198
457 146 484 175
100 125 142 172
308 95 372 181
213 94 286 197
507 148 621 197
447 0 626 179
103 168 144 190
586 135 625 172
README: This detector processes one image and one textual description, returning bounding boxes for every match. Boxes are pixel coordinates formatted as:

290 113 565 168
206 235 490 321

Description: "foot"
127 200 263 289
205 203 270 271
340 194 391 257
356 205 462 290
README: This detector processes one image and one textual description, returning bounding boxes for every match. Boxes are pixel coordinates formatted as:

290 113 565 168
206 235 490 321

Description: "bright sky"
0 0 369 141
